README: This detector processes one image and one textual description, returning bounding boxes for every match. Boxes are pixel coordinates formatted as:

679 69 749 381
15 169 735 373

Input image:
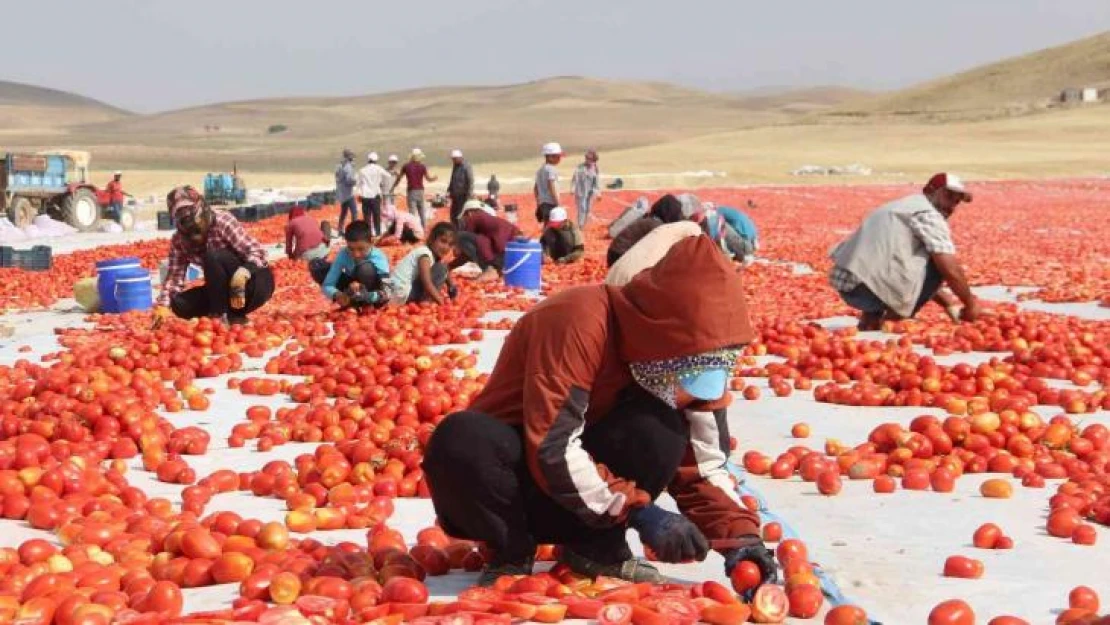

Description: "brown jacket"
469 236 759 541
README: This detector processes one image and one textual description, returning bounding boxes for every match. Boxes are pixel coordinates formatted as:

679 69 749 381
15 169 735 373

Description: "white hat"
450 149 463 159
388 154 399 162
412 148 424 157
113 171 122 176
542 142 563 156
547 207 568 224
367 152 379 162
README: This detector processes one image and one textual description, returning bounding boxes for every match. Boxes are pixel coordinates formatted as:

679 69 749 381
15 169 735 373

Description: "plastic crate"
259 205 275 219
156 212 174 231
0 247 13 268
11 245 51 271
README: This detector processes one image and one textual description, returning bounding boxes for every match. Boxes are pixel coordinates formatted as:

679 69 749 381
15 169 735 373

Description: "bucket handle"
503 252 535 276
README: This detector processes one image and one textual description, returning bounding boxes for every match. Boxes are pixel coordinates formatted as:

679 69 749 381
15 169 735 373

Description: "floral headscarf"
629 347 743 408
167 185 206 223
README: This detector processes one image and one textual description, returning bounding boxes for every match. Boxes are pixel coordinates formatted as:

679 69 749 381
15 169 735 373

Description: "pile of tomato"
0 182 1104 624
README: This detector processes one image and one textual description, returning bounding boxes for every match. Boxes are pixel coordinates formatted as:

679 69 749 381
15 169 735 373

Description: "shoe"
558 548 664 583
476 558 534 588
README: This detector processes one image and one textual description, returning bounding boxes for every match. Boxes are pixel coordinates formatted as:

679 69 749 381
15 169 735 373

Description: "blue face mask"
629 348 741 408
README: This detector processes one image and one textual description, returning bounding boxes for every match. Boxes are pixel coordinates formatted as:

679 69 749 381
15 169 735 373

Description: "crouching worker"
423 236 778 587
378 201 425 246
389 223 459 305
313 220 390 309
540 207 584 264
285 206 330 262
159 186 274 325
455 202 522 281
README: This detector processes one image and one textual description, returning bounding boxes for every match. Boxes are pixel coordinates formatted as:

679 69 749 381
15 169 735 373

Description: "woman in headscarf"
159 186 274 325
571 149 601 228
606 194 685 266
423 237 776 587
453 200 521 282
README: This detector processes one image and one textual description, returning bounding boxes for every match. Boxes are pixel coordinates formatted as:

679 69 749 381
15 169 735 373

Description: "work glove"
150 305 173 331
447 284 458 300
629 504 710 564
723 536 779 586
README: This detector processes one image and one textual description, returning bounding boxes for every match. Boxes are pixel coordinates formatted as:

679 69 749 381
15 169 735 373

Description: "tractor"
203 166 247 206
0 150 120 232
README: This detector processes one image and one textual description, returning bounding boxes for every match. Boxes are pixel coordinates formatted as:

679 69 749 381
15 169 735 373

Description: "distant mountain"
0 80 129 131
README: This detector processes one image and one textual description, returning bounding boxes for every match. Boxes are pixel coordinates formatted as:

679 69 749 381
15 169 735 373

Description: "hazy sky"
7 0 1109 113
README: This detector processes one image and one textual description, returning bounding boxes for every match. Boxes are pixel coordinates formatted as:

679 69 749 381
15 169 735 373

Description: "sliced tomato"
598 586 642 603
440 613 475 625
630 603 672 625
700 602 752 625
598 602 634 625
644 596 698 625
491 600 537 620
514 592 560 606
561 596 605 619
387 602 431 620
455 599 494 613
459 587 503 603
533 602 569 623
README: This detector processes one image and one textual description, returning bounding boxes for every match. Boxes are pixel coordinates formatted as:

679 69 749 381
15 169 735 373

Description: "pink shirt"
285 215 325 259
383 203 425 239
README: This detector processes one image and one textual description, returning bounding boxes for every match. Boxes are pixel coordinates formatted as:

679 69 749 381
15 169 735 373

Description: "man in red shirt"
391 148 437 228
105 171 126 222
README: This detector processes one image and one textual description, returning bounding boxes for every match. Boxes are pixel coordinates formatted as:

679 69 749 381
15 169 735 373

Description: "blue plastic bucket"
503 238 542 291
96 257 142 313
114 272 153 313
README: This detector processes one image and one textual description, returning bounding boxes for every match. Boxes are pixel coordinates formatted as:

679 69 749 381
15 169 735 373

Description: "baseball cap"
925 173 973 202
542 142 563 156
388 154 399 162
547 206 568 225
679 369 731 401
367 152 379 162
450 149 463 158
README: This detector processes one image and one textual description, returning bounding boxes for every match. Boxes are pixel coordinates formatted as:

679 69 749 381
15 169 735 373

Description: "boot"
558 547 663 584
476 558 534 588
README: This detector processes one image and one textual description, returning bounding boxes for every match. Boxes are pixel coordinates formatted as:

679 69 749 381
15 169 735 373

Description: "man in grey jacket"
828 173 981 331
448 149 474 226
335 149 358 231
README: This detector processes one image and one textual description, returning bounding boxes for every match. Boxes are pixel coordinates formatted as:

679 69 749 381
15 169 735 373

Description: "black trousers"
449 194 469 226
361 197 382 236
170 249 275 323
407 263 448 303
338 198 357 231
535 202 557 224
423 385 689 565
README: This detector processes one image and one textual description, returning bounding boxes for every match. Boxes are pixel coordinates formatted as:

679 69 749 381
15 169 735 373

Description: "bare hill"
0 80 129 131
836 31 1110 118
7 77 794 171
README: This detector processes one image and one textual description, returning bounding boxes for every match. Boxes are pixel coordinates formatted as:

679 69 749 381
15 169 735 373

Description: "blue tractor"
1 150 111 231
203 166 247 205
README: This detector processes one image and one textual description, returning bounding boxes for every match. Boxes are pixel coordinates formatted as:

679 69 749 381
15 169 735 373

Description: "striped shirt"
829 207 956 292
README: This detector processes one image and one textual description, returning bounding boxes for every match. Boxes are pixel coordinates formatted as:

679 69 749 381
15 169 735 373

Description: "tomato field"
0 179 1106 624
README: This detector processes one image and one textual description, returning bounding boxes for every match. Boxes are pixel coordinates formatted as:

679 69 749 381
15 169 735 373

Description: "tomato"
787 584 823 618
817 470 843 495
1068 585 1100 612
700 602 752 625
1056 608 1097 625
491 601 537 620
988 617 1030 625
750 585 789 623
729 560 762 594
980 478 1014 499
629 603 670 625
561 596 604 619
643 596 698 625
943 555 984 579
972 523 1002 549
825 605 870 625
269 572 302 605
775 539 808 566
137 581 184 616
382 576 430 604
928 599 976 625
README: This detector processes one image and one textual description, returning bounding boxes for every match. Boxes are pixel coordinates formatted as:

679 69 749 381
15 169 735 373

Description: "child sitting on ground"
312 220 390 309
540 206 585 264
389 223 459 305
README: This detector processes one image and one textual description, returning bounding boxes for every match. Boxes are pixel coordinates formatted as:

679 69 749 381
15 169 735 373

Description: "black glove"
447 284 458 300
723 537 779 586
629 504 709 563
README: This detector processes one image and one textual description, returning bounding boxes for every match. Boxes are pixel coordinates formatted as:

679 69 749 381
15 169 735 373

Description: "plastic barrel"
114 271 154 313
503 239 542 291
96 257 142 314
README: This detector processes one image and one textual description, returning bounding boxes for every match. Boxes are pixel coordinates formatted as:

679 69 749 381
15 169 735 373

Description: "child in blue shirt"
310 220 390 308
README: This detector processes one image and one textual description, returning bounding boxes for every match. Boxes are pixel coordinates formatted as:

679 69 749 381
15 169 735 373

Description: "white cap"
412 148 424 157
114 171 122 176
388 154 399 162
367 152 379 162
542 142 563 156
450 149 463 159
547 207 568 223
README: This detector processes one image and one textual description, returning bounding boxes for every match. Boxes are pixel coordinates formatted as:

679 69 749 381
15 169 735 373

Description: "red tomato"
787 584 823 618
928 599 976 625
750 585 789 623
382 577 430 604
597 602 632 625
943 555 984 579
824 605 870 625
1068 585 1099 612
729 560 762 594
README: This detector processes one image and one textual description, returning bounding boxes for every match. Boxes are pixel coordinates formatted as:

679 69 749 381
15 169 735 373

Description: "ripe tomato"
943 556 984 579
381 576 429 604
750 584 789 623
928 599 975 625
824 605 869 625
972 523 1002 549
987 617 1030 625
817 470 843 495
775 539 808 566
597 603 632 625
729 560 762 594
1068 585 1099 612
786 584 822 618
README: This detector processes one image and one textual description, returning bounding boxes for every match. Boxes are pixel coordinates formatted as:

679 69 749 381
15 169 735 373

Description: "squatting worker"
423 236 778 587
829 172 980 331
158 186 274 325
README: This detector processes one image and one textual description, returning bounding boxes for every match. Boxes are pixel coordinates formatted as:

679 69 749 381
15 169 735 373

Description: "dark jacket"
448 161 474 197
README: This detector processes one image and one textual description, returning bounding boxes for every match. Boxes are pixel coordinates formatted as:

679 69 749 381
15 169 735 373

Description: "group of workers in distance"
153 164 982 588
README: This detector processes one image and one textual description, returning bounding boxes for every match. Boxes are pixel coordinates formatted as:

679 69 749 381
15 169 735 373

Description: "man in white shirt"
356 152 393 236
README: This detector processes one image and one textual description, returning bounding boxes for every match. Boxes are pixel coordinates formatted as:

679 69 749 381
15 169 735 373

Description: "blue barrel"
96 257 142 313
503 238 542 291
114 271 153 313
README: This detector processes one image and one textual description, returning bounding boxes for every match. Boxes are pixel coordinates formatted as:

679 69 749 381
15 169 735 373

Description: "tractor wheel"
119 208 136 232
6 196 37 228
63 188 100 232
